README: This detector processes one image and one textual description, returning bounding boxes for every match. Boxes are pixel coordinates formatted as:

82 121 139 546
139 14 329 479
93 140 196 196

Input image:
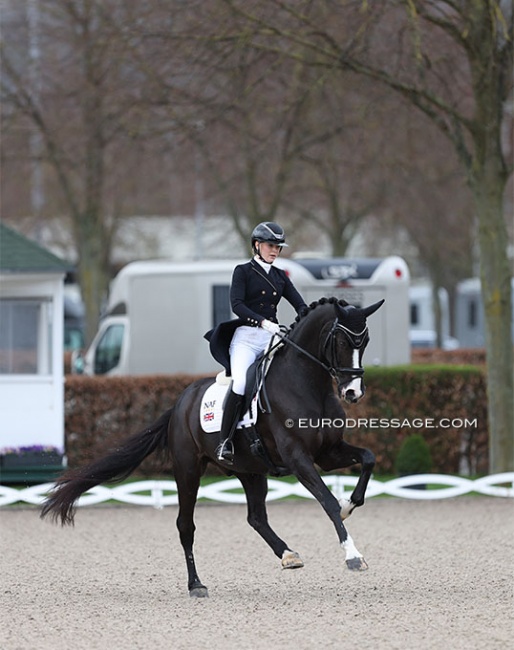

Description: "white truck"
80 255 410 376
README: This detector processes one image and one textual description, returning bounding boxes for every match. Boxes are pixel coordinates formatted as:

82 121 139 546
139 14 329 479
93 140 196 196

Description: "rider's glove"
261 319 281 335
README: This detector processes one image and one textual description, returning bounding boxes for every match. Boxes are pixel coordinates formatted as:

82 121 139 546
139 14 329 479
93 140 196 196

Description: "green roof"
0 222 73 274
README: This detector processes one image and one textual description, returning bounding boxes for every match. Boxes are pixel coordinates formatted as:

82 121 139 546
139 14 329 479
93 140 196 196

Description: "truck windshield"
94 324 124 374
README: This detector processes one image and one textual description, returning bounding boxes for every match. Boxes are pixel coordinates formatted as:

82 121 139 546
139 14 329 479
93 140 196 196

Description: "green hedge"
64 366 488 477
64 375 204 476
345 366 487 474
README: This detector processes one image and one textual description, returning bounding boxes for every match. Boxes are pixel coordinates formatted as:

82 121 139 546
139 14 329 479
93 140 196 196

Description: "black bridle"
322 318 369 385
270 318 369 387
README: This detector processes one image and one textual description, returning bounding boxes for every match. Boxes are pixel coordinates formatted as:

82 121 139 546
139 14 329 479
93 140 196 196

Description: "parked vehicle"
408 283 459 350
455 277 514 348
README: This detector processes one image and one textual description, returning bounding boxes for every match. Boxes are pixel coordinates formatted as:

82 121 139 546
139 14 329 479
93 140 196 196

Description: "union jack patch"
203 412 215 422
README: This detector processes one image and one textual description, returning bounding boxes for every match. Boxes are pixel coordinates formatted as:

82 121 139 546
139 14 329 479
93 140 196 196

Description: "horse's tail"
40 407 174 526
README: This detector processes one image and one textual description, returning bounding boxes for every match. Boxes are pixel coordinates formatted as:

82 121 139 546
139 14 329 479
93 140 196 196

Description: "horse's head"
323 299 384 404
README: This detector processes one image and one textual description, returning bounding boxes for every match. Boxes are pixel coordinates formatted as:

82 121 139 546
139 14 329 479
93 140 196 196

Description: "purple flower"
0 445 63 456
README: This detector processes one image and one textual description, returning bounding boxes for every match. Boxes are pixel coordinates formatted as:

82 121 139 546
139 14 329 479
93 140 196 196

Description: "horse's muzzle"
341 379 365 404
342 389 362 404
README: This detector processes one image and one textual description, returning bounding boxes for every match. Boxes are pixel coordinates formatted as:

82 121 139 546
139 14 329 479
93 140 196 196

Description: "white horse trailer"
408 283 458 350
455 277 514 348
81 255 410 376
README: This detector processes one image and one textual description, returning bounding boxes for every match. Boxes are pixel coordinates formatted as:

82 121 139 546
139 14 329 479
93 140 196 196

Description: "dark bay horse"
41 296 384 597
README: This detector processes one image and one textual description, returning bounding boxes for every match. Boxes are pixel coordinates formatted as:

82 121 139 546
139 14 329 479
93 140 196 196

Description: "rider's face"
257 242 281 263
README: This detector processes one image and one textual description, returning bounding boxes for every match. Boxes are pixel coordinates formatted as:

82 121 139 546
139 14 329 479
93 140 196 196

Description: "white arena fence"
0 473 513 508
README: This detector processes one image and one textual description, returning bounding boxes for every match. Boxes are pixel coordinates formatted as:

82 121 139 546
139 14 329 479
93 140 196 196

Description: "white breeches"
229 326 272 395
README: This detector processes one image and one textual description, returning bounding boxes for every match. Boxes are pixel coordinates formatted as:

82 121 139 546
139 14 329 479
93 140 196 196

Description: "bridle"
272 317 369 389
321 319 369 388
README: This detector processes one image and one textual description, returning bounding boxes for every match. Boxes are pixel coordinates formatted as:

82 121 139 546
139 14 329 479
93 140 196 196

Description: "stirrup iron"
216 439 234 464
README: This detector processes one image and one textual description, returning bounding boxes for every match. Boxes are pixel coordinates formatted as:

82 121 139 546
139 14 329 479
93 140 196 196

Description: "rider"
205 222 308 464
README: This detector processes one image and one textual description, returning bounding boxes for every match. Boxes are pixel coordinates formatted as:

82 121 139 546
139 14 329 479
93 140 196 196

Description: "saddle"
200 335 288 475
200 340 277 434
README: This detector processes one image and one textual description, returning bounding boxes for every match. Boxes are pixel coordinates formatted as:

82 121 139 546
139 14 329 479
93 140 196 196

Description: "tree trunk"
75 213 112 346
473 171 513 473
468 2 513 472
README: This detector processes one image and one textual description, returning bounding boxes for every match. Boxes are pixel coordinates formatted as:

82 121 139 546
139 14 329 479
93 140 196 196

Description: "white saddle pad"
200 334 284 433
200 373 258 433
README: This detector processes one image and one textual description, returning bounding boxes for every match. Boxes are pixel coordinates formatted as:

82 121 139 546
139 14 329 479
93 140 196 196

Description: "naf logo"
203 400 216 409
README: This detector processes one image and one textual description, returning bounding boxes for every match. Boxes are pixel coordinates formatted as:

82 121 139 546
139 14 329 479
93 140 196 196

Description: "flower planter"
0 445 66 485
1 451 63 469
0 447 65 484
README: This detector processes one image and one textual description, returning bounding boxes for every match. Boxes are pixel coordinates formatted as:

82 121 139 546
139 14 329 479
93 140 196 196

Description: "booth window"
0 298 52 374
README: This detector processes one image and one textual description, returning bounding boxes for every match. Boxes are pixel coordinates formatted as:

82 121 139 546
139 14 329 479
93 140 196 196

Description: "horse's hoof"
189 586 209 598
339 497 356 521
281 550 304 569
346 557 368 571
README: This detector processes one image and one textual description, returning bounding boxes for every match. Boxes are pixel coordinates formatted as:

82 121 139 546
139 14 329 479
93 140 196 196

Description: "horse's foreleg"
318 441 375 521
290 459 368 571
238 473 304 569
339 445 375 520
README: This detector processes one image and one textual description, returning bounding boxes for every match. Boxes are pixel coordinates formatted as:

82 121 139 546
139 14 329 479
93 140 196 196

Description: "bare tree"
127 3 393 255
380 101 475 342
216 0 513 472
1 0 162 343
171 33 354 245
285 76 395 255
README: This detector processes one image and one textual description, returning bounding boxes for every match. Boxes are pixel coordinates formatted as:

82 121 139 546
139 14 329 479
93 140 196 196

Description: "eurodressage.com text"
285 417 479 429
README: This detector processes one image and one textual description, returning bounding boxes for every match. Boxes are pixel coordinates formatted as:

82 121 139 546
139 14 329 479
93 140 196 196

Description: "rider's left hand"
261 319 281 335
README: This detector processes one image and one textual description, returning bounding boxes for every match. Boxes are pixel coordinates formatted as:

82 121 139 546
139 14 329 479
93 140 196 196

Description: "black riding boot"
216 391 244 464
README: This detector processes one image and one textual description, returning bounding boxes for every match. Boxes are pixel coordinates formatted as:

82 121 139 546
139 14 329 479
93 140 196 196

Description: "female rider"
205 222 308 464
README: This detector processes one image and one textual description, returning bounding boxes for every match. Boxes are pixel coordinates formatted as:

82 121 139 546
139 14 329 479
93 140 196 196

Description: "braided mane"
289 296 349 332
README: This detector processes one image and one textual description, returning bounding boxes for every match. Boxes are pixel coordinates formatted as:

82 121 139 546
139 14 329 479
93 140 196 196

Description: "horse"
41 296 384 598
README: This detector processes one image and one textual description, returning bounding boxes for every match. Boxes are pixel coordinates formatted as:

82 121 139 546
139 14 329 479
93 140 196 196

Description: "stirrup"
216 439 234 464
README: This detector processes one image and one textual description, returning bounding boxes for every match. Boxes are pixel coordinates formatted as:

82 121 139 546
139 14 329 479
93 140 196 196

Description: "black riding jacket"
231 259 307 325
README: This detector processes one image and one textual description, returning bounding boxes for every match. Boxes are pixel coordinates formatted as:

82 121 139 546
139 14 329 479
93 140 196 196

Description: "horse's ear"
362 299 385 318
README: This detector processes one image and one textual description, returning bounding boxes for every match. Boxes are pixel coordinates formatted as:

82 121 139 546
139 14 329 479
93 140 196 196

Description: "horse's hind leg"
238 473 304 569
174 458 209 598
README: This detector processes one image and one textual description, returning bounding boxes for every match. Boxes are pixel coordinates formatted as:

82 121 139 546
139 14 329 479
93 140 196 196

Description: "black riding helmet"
251 222 289 253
